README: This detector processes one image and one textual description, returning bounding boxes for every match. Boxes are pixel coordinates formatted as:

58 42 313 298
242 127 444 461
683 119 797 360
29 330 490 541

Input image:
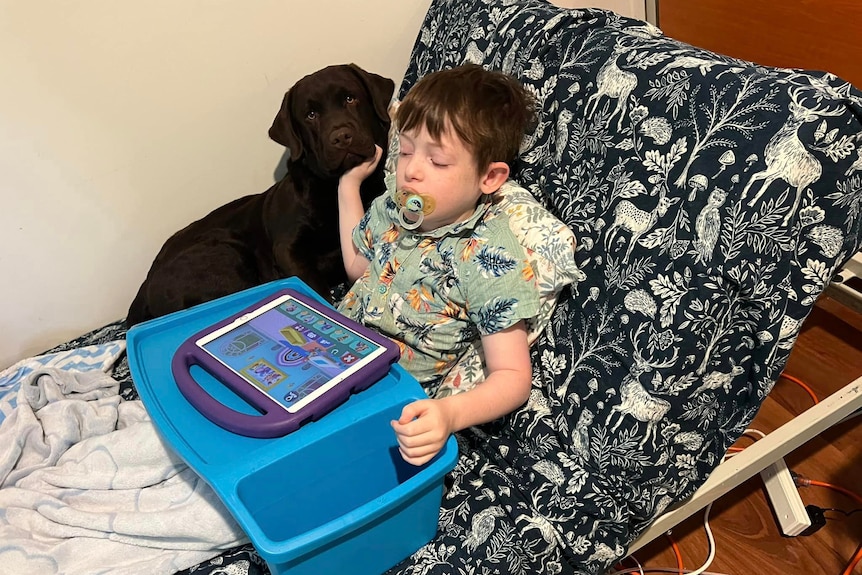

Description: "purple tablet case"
171 287 400 438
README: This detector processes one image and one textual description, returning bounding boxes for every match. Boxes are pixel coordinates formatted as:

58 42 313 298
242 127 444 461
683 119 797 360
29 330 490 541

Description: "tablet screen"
195 293 389 414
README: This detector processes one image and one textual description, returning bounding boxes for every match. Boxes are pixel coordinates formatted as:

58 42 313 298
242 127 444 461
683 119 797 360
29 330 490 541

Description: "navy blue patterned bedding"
55 0 862 573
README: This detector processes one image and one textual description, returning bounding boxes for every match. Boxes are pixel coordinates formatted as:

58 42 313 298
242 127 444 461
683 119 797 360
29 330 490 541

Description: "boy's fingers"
394 427 439 448
391 417 434 439
398 445 437 466
399 452 431 467
391 399 446 466
364 145 383 169
396 399 430 424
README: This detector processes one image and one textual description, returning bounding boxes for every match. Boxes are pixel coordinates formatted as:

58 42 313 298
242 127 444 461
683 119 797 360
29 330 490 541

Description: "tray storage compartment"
237 402 454 574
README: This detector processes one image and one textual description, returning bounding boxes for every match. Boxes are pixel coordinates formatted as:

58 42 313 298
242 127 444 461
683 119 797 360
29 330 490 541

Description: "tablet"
171 288 400 437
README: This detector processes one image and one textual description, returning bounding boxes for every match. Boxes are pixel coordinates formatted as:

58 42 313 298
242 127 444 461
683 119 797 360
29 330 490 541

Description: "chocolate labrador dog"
126 64 394 327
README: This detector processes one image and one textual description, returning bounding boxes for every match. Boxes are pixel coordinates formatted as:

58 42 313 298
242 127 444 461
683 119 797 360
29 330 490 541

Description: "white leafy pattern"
384 1 862 574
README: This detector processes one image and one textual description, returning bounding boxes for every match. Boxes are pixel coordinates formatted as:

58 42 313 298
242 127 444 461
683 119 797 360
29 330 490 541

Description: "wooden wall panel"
657 0 862 87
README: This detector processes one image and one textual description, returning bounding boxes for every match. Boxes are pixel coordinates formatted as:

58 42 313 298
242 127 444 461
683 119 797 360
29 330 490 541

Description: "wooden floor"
628 297 862 574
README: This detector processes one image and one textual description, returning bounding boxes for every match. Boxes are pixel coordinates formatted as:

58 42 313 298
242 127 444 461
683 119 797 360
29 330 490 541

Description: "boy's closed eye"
399 142 414 157
397 148 448 166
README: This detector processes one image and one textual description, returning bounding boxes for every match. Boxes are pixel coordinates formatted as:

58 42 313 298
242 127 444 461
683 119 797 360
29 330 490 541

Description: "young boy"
337 64 540 466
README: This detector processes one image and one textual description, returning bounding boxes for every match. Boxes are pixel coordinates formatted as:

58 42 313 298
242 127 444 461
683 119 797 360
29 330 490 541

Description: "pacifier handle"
398 207 424 230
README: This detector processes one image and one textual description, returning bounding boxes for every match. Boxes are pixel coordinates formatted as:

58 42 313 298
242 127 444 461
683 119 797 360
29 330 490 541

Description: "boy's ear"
479 162 510 195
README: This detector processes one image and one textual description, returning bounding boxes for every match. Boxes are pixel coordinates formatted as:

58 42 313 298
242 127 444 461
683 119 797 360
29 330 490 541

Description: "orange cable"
778 373 820 404
666 532 684 575
613 556 643 575
726 430 765 454
841 541 862 575
806 479 862 506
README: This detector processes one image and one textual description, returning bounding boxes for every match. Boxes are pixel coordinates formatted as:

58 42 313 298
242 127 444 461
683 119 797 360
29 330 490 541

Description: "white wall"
0 0 430 369
0 0 646 370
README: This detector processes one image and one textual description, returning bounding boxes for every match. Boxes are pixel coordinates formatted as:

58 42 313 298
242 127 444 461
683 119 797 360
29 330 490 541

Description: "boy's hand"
391 398 455 466
337 145 379 282
339 145 382 189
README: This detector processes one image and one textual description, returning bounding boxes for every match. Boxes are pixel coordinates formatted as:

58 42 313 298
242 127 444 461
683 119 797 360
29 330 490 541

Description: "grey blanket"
0 368 248 575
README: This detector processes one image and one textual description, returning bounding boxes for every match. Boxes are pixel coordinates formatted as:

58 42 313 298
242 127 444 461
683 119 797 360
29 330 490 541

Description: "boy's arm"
391 321 532 466
337 145 381 282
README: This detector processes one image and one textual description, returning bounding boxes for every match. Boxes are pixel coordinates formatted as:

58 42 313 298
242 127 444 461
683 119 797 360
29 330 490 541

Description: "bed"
3 0 861 574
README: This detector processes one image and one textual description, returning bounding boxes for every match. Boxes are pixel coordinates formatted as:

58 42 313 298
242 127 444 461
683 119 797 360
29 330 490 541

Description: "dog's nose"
330 128 353 148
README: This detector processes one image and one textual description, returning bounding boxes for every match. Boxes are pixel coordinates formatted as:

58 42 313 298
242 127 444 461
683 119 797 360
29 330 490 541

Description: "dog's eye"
345 95 357 104
306 111 318 120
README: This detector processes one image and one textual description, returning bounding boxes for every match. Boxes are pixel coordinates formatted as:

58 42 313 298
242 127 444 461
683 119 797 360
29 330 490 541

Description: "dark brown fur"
126 64 394 327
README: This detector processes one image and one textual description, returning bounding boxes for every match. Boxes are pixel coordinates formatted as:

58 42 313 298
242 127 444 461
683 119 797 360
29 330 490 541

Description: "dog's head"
269 63 395 178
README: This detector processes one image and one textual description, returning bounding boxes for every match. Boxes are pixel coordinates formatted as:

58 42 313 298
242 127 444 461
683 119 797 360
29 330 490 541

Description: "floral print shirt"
337 174 540 385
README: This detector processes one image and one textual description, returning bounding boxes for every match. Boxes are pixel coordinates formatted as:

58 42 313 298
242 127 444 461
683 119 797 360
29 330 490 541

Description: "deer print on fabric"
516 513 567 562
605 191 674 263
692 356 749 395
658 53 721 77
605 324 678 449
388 2 862 574
741 87 845 223
584 38 638 131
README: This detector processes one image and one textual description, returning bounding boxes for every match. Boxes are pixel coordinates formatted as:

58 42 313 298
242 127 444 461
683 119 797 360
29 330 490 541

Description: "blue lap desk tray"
127 277 458 575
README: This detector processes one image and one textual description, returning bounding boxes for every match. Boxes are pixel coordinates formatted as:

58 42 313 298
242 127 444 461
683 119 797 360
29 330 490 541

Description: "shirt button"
378 284 388 294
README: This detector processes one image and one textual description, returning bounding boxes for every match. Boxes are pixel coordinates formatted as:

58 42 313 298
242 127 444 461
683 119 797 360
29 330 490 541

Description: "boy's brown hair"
395 64 536 171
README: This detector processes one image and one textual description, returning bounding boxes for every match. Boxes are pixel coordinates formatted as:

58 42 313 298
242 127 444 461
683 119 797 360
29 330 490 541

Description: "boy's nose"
401 155 421 181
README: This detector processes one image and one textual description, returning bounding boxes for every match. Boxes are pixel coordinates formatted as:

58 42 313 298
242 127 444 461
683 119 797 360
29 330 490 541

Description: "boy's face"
397 125 505 231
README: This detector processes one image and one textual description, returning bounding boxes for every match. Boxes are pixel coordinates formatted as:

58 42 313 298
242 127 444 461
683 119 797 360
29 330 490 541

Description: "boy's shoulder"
490 181 575 241
488 180 579 272
492 180 554 216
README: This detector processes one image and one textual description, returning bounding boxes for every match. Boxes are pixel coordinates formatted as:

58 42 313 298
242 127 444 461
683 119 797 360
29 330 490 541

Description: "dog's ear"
268 89 303 161
348 63 395 126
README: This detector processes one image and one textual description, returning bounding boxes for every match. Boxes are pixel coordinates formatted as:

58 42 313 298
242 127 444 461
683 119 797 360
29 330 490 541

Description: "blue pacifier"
396 189 435 230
